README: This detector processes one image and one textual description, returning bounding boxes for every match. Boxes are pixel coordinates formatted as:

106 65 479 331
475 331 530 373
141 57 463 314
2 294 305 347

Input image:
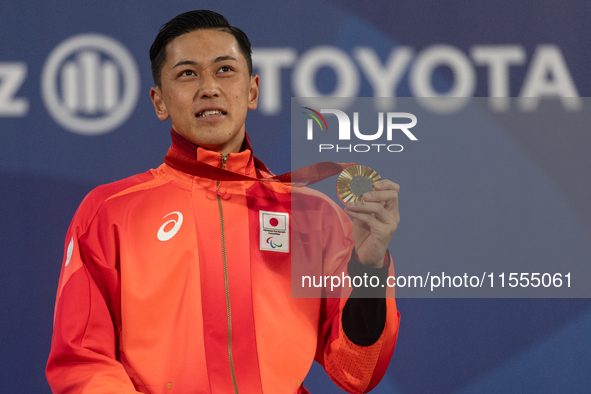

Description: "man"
47 10 400 394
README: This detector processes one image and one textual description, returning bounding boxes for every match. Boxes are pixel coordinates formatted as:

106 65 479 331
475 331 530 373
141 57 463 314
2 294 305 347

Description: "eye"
179 69 196 77
218 65 233 73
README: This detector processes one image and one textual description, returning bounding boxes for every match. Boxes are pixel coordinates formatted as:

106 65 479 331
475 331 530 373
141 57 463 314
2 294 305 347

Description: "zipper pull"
217 154 228 196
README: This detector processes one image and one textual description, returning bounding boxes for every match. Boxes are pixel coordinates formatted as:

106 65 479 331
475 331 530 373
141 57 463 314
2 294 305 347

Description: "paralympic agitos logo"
266 237 283 249
302 107 417 153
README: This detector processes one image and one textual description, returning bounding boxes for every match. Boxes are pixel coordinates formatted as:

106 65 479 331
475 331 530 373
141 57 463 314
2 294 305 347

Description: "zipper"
217 154 239 394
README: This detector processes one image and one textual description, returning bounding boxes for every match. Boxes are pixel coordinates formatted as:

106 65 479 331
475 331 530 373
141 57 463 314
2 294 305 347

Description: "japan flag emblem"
259 211 289 253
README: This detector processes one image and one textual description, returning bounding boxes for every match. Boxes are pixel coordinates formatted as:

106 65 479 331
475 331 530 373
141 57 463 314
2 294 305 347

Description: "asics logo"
157 211 183 241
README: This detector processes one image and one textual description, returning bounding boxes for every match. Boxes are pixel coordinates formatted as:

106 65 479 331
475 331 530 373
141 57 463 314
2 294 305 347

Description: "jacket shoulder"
86 170 157 205
90 171 156 200
71 170 158 233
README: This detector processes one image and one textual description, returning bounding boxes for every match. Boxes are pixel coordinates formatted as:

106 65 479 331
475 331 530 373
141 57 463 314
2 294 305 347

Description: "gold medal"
336 165 382 204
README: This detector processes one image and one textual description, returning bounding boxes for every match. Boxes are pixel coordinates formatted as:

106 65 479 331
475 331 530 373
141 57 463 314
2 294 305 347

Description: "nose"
197 70 220 99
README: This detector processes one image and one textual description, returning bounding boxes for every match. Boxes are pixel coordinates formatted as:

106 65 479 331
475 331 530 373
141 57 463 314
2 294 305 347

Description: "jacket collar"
168 129 270 177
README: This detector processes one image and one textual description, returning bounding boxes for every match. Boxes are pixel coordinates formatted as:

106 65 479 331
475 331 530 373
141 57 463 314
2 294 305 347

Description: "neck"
215 139 243 156
170 129 249 159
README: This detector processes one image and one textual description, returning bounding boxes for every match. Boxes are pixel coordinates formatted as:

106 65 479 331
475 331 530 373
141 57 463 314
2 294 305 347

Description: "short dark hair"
149 10 253 87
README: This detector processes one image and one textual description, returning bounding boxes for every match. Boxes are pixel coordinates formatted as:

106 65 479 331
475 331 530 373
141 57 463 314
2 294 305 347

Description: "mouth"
195 109 226 117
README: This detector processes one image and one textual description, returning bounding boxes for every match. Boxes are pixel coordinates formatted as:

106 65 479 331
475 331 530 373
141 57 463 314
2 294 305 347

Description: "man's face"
150 29 259 155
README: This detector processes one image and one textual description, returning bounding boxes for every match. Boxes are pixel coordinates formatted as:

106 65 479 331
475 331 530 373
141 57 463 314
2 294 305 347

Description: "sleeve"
314 201 400 394
46 200 140 394
342 251 390 346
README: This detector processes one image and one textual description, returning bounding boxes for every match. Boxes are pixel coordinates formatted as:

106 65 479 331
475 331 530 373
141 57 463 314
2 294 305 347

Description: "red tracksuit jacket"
47 132 399 393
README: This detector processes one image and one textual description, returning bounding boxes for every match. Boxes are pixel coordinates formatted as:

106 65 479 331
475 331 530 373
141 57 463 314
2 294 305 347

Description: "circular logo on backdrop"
41 34 140 135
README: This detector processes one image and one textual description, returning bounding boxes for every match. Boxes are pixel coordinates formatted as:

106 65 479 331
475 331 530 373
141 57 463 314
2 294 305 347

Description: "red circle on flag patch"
269 218 279 227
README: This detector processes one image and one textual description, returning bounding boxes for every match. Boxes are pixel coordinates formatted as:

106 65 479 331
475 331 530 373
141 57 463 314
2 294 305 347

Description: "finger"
345 208 398 239
363 190 399 215
373 180 400 192
364 180 400 211
344 207 387 229
346 201 395 224
362 189 397 204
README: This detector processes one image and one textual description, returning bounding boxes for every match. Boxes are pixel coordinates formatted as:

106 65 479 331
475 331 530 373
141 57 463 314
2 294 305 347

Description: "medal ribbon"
164 149 356 186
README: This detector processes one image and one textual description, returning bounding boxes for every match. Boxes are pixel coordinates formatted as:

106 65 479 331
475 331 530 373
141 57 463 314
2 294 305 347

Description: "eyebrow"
172 56 239 69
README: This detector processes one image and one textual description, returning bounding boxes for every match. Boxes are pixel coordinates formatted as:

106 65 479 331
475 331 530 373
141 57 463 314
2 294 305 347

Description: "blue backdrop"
2 1 591 392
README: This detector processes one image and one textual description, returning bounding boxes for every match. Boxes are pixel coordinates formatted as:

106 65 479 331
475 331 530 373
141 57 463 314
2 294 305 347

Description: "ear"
150 87 170 121
247 74 260 110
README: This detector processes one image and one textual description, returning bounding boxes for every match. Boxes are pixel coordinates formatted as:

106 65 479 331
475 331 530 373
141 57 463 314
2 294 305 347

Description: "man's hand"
343 180 400 268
